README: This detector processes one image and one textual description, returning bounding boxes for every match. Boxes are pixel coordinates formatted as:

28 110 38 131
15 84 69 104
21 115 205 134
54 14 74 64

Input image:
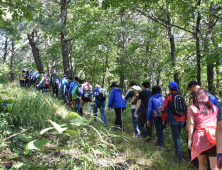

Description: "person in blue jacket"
108 82 126 130
147 86 165 147
93 83 107 125
69 76 79 110
59 75 68 104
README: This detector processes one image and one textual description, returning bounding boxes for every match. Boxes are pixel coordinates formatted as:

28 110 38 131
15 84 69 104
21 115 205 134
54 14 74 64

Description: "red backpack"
43 77 50 86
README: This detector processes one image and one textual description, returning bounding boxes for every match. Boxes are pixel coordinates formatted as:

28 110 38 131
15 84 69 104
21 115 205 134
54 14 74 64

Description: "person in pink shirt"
188 88 218 170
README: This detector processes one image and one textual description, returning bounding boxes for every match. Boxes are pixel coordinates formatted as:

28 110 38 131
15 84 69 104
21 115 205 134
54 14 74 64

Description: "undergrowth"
0 83 196 169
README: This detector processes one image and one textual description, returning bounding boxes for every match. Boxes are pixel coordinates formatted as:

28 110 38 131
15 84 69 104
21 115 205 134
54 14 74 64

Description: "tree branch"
136 8 196 35
0 127 33 143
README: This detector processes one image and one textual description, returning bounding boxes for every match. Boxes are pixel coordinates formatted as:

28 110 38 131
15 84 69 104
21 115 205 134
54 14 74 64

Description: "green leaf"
39 127 54 135
33 138 48 149
50 120 68 133
11 162 24 168
70 117 89 126
69 112 81 119
64 129 78 136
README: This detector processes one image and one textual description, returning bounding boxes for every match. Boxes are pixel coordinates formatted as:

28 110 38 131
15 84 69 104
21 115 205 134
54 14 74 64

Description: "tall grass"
0 83 69 130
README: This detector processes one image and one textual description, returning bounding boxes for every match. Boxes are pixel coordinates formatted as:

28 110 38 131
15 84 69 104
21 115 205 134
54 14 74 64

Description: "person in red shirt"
162 81 187 162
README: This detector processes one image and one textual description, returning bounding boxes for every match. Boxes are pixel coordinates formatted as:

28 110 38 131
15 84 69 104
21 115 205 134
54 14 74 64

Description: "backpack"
43 77 50 86
66 80 73 92
153 97 163 117
61 78 68 90
76 84 82 96
171 93 187 116
96 87 106 101
52 77 59 86
81 84 92 102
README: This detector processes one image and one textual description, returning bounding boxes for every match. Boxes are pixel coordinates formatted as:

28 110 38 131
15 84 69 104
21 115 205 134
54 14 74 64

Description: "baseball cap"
168 81 178 90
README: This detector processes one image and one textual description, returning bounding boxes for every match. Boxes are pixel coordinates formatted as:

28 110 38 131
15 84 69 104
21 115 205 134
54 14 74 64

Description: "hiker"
69 76 79 110
67 76 73 105
124 82 141 138
188 88 218 170
147 86 165 148
31 71 39 89
134 82 152 141
72 79 83 116
80 79 92 116
19 70 26 87
24 71 30 87
188 81 218 107
188 80 218 169
93 83 107 125
108 82 126 130
59 75 69 104
28 70 33 87
51 73 59 97
37 73 50 94
35 71 45 90
217 102 222 169
162 81 187 162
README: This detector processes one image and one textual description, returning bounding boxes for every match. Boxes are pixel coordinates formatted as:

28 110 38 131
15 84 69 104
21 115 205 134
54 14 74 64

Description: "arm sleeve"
218 102 222 121
38 77 44 85
125 91 134 100
214 97 219 108
93 88 97 97
108 90 114 108
188 106 194 117
72 86 77 98
147 97 153 121
162 95 170 122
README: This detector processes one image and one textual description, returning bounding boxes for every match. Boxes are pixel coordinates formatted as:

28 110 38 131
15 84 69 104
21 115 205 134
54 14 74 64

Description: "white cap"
132 85 142 91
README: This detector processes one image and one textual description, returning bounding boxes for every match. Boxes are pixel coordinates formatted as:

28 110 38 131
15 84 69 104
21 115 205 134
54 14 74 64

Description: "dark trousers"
20 80 24 87
114 108 125 129
138 111 152 138
170 121 185 155
53 87 58 97
76 99 82 115
153 117 164 146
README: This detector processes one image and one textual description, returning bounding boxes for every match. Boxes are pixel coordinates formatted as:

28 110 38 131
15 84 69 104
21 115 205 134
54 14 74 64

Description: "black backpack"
96 87 106 101
171 93 187 116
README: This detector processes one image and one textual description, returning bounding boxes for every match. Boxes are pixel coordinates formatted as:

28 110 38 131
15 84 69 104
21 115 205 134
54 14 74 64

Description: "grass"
0 83 197 169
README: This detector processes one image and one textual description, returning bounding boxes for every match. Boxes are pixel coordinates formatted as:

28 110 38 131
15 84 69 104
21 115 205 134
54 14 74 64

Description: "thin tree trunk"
119 13 127 89
10 41 15 82
167 5 180 90
27 31 44 72
60 0 70 77
3 37 8 64
102 53 109 87
196 0 202 86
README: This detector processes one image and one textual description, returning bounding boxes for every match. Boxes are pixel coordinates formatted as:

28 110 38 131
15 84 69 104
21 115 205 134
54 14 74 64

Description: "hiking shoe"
174 155 184 163
179 155 185 162
144 136 150 140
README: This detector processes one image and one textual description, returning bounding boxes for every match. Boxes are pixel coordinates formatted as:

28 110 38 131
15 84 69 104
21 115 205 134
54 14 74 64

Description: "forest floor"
0 83 197 170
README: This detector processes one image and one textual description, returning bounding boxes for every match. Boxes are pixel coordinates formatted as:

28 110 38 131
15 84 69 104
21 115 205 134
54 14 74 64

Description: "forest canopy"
1 0 222 95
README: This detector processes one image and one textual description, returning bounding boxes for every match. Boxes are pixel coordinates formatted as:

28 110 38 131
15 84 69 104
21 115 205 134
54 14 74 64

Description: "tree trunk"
196 0 202 86
102 53 109 88
10 41 15 82
27 31 44 72
119 13 127 89
167 6 180 90
60 0 70 77
3 37 8 64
